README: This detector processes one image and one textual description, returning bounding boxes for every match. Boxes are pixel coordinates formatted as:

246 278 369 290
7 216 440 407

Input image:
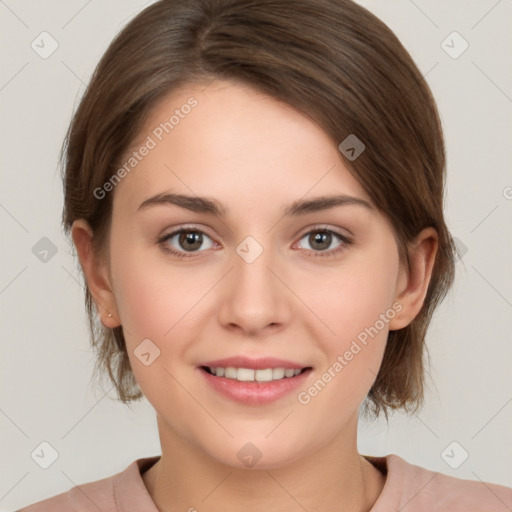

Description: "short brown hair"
61 0 456 419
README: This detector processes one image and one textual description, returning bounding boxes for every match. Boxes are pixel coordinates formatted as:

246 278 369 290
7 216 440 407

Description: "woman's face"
104 79 404 468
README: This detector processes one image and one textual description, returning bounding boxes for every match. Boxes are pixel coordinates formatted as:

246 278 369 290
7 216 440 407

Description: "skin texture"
72 79 438 511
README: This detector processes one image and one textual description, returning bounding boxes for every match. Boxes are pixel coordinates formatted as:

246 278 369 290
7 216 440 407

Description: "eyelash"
157 225 353 260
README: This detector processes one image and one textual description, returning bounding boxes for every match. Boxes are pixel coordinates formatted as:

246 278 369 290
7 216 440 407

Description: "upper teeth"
209 367 302 382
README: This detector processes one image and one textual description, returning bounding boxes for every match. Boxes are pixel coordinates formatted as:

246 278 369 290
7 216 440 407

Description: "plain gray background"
1 0 511 509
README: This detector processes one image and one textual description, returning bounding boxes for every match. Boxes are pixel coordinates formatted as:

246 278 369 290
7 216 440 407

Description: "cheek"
111 233 211 337
297 246 400 403
110 259 198 407
110 244 217 389
305 249 399 345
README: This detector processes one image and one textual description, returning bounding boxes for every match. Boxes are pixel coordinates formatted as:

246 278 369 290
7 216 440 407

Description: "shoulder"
16 456 160 512
368 453 512 512
16 471 118 512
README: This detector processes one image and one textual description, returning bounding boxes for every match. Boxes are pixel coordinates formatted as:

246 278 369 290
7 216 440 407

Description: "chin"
200 433 310 471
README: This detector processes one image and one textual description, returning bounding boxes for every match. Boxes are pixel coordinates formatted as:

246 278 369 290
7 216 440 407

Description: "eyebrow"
137 192 373 217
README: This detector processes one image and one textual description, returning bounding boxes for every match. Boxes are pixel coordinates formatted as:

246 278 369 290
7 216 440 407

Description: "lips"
198 356 313 405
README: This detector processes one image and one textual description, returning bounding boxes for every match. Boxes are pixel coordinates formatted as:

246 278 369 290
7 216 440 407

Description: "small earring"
108 313 112 318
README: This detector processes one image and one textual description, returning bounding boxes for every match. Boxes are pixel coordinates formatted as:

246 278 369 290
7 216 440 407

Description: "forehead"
112 79 373 217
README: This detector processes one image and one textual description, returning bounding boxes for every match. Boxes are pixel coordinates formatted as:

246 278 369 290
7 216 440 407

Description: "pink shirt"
17 454 512 511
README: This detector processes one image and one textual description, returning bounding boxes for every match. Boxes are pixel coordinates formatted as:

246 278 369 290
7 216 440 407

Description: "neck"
143 415 385 512
142 416 385 512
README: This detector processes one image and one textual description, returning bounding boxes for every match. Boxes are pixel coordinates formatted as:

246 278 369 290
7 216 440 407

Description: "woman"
18 0 512 510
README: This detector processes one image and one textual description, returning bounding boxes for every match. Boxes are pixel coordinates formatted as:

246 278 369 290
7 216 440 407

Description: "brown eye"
297 228 352 258
158 228 215 257
308 231 333 251
178 230 204 251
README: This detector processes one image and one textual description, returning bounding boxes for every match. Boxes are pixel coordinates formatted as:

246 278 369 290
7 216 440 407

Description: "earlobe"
389 227 438 331
71 219 120 328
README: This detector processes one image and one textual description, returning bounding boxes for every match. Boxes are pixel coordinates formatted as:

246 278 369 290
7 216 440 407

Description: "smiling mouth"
200 366 312 382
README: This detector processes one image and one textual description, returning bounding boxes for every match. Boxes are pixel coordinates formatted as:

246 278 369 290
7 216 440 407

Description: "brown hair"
61 0 456 419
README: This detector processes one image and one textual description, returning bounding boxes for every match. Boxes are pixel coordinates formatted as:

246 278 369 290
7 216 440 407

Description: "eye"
158 227 215 259
296 227 352 258
157 225 352 260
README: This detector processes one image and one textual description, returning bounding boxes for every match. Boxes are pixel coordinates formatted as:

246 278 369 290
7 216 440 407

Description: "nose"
217 240 292 337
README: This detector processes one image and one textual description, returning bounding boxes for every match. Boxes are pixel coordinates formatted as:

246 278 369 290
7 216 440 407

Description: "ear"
389 227 438 330
71 219 120 329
